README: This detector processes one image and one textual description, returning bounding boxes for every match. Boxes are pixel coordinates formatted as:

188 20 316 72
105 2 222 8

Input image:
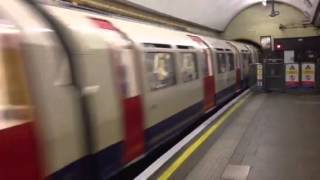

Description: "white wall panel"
126 0 319 31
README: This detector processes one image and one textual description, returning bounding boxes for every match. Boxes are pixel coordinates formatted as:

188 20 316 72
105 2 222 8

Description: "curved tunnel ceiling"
126 0 319 31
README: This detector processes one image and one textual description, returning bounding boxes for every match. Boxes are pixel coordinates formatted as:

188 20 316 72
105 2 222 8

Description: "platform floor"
153 92 320 180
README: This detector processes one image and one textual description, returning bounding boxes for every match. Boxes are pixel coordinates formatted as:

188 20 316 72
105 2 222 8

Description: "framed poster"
285 63 299 88
260 36 272 50
257 63 263 87
284 50 294 63
301 63 315 88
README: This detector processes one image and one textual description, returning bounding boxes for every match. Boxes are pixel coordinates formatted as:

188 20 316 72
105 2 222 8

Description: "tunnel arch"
233 39 262 50
126 0 316 30
233 39 263 56
224 1 307 31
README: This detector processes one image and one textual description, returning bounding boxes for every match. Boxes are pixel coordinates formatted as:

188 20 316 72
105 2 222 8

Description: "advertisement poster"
257 63 263 87
284 50 294 64
285 63 299 88
301 63 315 87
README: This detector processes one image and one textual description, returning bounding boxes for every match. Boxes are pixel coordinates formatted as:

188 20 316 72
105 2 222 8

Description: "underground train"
0 1 259 180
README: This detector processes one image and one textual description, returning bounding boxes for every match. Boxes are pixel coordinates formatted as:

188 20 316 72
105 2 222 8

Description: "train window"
202 50 210 76
217 53 227 74
177 45 194 49
226 53 235 71
248 55 253 64
0 25 33 121
144 43 171 48
145 52 176 90
241 53 249 68
180 53 198 82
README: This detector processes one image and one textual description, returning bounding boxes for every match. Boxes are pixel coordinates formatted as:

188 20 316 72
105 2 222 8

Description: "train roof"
43 4 255 54
104 17 200 48
45 4 203 50
200 36 236 53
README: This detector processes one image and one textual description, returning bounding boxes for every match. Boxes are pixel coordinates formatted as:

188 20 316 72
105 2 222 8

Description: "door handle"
82 85 100 96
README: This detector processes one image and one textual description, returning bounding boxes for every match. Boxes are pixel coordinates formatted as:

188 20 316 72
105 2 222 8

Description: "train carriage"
42 5 207 179
0 1 259 180
228 41 253 88
201 37 239 104
105 18 205 153
246 44 260 64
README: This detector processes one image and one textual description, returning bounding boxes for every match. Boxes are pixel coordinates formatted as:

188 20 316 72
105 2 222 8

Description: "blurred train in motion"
0 1 259 179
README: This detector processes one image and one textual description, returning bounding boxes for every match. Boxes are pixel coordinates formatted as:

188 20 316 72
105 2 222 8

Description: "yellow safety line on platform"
158 94 250 180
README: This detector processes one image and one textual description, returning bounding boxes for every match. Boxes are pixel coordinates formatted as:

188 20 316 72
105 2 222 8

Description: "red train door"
188 35 216 112
115 49 145 163
91 18 145 163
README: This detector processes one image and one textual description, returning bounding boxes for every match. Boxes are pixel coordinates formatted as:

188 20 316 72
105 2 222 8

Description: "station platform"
137 92 320 180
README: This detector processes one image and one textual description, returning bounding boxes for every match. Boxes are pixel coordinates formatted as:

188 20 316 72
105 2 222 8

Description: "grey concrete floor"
154 92 320 180
234 93 320 180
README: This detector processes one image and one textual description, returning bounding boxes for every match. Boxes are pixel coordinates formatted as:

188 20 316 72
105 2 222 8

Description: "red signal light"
276 44 282 49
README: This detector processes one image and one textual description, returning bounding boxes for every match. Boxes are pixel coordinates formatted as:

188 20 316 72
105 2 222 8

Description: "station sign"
256 63 263 87
285 63 299 88
301 63 315 88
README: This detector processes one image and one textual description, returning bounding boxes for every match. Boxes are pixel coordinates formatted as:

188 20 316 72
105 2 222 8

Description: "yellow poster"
285 64 299 87
302 63 315 87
